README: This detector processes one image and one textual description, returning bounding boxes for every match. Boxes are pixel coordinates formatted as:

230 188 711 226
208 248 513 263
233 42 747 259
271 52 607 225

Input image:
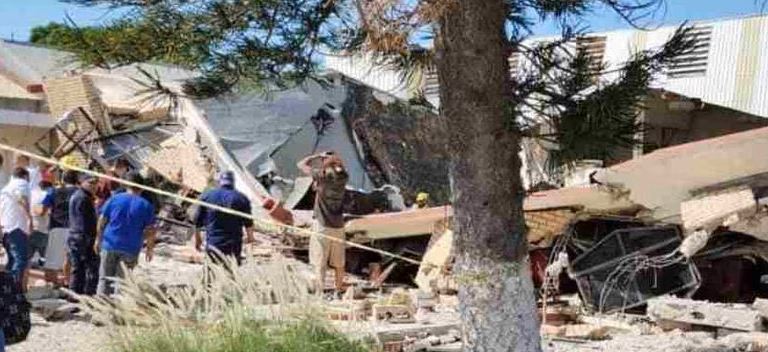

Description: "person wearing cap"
193 171 254 268
412 192 430 210
41 170 80 286
297 151 349 294
67 173 100 295
95 172 156 296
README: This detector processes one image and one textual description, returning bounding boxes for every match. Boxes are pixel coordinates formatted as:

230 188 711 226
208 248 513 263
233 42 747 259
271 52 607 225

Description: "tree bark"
434 1 541 351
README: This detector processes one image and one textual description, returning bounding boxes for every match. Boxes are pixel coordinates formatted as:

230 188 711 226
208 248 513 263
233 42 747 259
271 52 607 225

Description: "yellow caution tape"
0 143 423 265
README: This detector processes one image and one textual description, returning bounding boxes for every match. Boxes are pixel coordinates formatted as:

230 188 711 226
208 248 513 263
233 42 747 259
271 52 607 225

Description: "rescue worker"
67 174 100 295
297 151 349 295
412 192 430 210
95 172 156 296
95 158 131 210
193 171 255 270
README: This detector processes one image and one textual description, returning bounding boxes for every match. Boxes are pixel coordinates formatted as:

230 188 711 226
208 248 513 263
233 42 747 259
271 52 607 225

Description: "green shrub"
114 320 371 352
74 257 373 352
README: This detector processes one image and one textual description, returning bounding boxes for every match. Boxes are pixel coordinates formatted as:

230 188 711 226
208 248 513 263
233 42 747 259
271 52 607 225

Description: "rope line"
0 143 423 265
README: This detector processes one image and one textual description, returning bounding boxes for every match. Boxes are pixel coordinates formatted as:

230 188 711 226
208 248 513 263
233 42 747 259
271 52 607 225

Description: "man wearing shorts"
41 170 80 286
297 152 349 295
29 180 53 269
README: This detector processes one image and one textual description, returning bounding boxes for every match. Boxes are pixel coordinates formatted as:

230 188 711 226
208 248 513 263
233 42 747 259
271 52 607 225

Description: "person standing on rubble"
95 172 156 296
41 170 80 287
29 179 53 269
67 174 100 295
95 158 131 210
193 171 255 268
1 167 32 292
297 151 349 295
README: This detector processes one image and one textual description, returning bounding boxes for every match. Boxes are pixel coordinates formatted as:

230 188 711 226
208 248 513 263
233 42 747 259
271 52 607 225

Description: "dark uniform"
194 185 253 265
67 188 99 295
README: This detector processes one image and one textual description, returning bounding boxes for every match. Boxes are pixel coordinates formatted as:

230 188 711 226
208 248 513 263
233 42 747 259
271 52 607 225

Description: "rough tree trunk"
434 0 541 351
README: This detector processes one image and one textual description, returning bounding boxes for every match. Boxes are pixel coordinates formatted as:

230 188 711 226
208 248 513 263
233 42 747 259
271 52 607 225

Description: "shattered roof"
199 81 374 190
0 73 39 100
200 82 346 173
0 40 77 85
524 186 636 212
596 126 768 221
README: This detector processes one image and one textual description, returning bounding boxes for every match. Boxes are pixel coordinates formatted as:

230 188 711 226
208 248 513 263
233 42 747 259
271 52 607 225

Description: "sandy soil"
7 250 203 352
8 314 106 352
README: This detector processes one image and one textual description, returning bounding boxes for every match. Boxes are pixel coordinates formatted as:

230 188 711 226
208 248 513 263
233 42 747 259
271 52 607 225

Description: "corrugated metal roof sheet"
325 14 768 117
199 81 374 190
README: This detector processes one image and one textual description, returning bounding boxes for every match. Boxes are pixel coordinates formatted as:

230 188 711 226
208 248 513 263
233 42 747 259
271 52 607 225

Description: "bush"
115 320 371 352
74 256 372 352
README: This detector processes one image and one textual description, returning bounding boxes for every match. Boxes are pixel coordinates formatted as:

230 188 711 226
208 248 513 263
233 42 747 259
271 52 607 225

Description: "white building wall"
325 14 768 118
325 54 411 100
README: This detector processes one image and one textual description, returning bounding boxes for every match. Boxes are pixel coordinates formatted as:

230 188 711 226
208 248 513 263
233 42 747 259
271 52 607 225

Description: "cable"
0 142 422 265
597 250 685 313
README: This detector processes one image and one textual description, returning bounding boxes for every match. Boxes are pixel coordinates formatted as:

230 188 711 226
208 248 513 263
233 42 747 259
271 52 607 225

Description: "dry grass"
75 255 372 352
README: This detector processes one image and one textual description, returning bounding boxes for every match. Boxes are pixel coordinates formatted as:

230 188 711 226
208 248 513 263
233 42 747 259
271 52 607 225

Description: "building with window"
326 14 768 188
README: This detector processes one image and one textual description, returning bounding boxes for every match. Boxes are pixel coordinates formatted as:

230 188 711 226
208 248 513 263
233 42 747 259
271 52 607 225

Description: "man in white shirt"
14 155 40 192
1 167 32 291
29 180 52 269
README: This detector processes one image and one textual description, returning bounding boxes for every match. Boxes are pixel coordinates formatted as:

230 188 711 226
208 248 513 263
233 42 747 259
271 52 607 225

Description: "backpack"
0 270 31 345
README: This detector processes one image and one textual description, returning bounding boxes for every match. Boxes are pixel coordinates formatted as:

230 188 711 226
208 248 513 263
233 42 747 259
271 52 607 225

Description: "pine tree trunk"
434 0 541 351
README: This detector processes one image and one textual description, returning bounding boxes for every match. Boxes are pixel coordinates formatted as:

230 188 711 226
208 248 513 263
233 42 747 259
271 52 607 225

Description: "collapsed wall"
341 82 450 205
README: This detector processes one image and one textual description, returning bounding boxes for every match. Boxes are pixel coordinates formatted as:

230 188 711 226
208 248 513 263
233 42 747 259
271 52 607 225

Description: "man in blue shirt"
67 174 99 295
194 171 254 267
95 172 156 296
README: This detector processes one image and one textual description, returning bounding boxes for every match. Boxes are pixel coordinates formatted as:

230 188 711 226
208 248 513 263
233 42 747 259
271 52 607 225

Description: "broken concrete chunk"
719 332 768 350
415 230 454 293
31 298 80 321
541 324 613 340
26 286 61 301
647 296 764 332
681 188 756 231
754 298 768 319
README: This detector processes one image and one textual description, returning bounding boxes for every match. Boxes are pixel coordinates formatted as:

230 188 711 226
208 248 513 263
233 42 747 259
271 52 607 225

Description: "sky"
0 0 766 41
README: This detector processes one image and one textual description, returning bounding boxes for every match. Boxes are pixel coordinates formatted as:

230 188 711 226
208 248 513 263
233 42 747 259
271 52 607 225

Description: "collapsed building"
2 13 768 327
327 13 768 314
0 38 449 264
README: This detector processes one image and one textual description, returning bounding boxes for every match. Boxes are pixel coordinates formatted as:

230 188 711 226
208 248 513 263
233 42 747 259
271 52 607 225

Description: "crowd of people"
1 148 429 349
0 155 158 297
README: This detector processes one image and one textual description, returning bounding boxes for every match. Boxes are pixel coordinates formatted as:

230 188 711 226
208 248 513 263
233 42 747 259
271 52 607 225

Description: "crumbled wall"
525 209 576 248
341 82 451 205
45 75 106 164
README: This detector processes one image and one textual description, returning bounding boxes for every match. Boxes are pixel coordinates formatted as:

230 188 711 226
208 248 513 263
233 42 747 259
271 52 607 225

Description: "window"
508 51 521 78
422 69 440 97
576 36 607 75
667 26 712 78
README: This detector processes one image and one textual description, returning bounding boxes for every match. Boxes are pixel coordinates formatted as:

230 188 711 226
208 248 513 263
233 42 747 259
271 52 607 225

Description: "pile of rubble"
539 295 768 352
